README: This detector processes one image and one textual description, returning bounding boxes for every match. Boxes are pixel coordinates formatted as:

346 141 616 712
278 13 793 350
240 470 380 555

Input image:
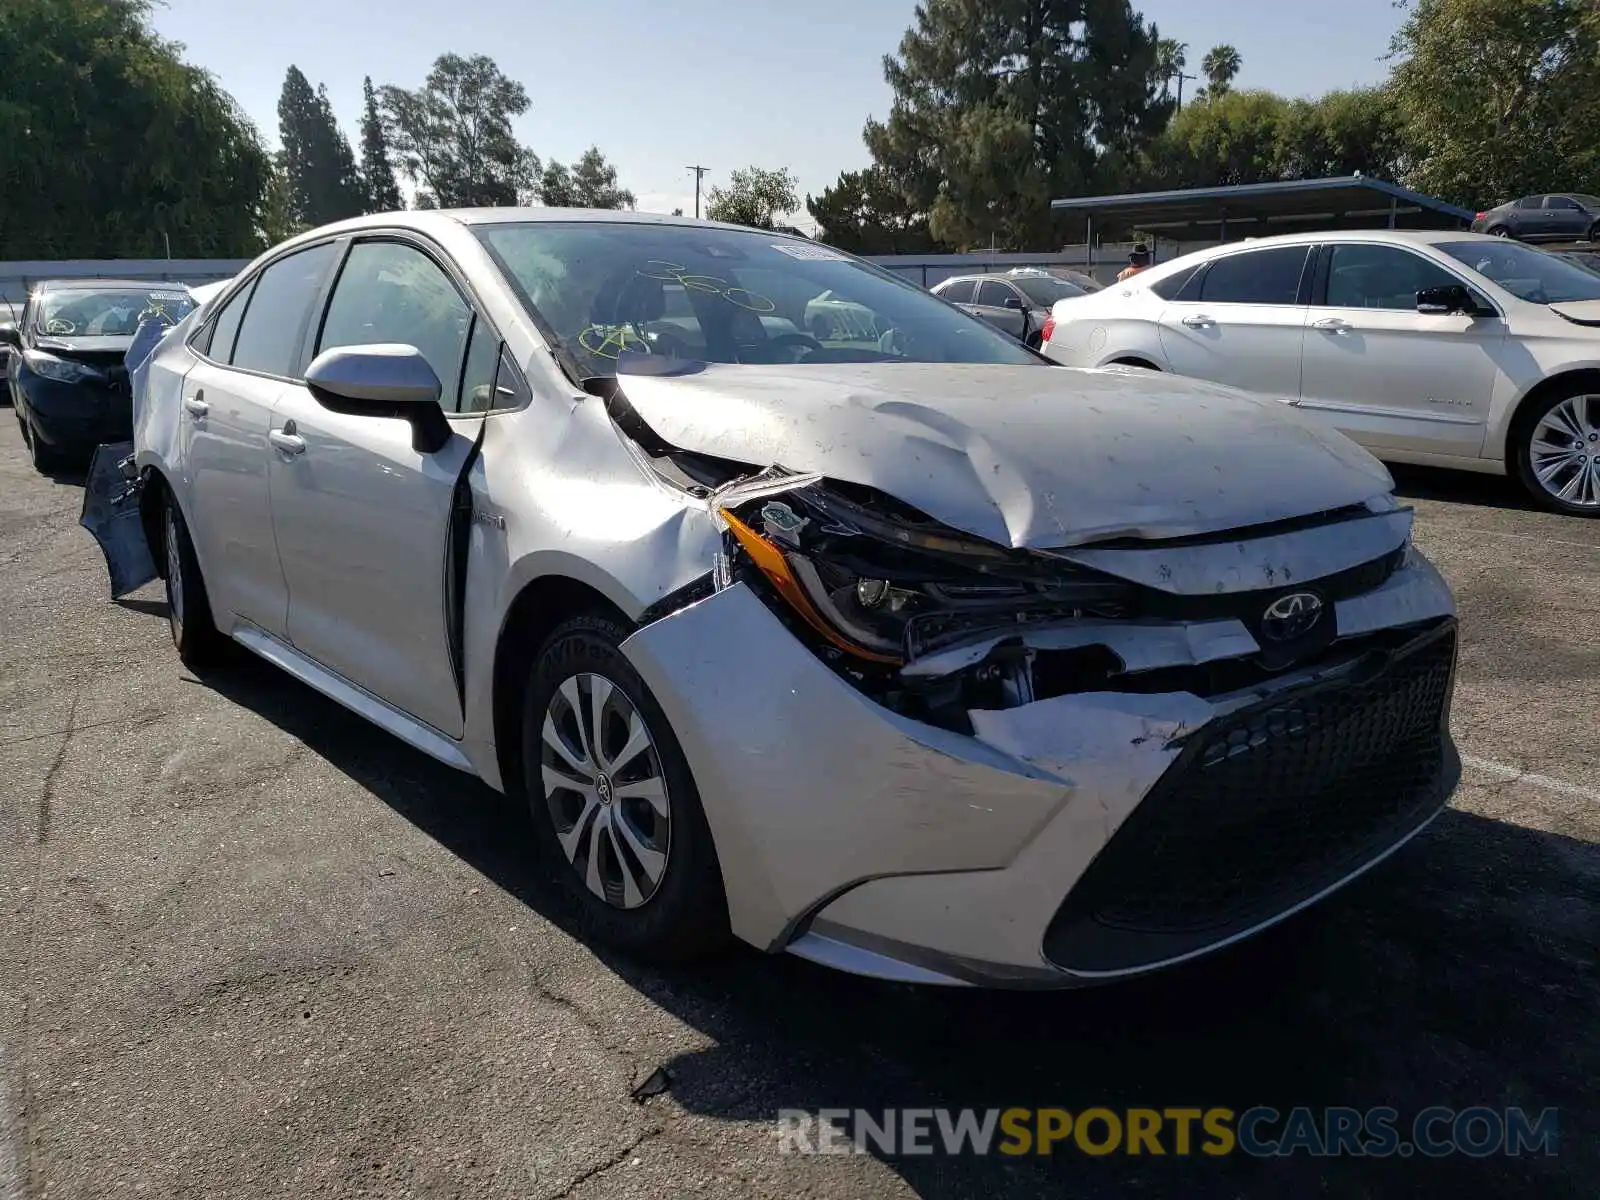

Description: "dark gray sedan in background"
1472 193 1600 242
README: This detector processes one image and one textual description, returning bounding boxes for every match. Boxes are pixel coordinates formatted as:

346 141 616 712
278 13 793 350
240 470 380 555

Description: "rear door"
178 242 340 636
266 235 497 738
1296 241 1503 458
1155 244 1313 404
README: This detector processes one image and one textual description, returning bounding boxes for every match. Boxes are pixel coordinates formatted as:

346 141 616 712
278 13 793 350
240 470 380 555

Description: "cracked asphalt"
0 412 1596 1199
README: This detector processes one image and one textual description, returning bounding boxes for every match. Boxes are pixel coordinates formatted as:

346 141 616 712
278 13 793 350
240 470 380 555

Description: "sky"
149 0 1409 230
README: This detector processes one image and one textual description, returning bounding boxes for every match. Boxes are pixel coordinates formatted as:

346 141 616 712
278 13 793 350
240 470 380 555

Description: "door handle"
1181 314 1214 328
1312 317 1351 333
183 392 209 416
268 428 306 455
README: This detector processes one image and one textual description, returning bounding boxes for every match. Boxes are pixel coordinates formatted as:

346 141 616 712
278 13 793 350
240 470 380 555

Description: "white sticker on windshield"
149 291 190 302
769 242 847 261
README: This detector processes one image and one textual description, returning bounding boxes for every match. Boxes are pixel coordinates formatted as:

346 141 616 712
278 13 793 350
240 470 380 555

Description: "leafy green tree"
1277 88 1407 181
1201 44 1243 97
806 167 940 253
0 0 271 257
259 157 305 245
864 0 1173 250
704 167 800 229
380 54 538 208
1388 0 1600 207
539 147 635 209
359 76 403 213
277 66 364 228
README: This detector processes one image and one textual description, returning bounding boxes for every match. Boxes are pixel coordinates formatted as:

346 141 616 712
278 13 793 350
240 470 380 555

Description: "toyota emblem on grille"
1260 591 1324 642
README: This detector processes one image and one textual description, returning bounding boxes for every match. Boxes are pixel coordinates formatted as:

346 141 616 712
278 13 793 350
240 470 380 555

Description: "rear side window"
1150 264 1202 301
199 280 254 362
975 281 1018 307
1516 196 1543 209
937 279 975 303
1197 247 1310 305
231 243 338 377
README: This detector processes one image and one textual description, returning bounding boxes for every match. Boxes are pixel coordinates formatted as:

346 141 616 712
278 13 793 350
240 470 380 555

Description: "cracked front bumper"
619 555 1459 988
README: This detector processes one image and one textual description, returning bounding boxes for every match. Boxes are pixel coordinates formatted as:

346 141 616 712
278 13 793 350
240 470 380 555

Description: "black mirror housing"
1002 295 1025 310
0 322 21 350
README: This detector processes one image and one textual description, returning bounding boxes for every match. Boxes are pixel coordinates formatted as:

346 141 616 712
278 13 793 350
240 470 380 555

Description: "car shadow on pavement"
194 650 1597 1198
1389 464 1538 513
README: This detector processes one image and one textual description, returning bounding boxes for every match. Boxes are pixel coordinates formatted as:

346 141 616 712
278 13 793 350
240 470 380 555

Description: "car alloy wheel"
164 503 186 641
540 671 672 909
1524 392 1600 511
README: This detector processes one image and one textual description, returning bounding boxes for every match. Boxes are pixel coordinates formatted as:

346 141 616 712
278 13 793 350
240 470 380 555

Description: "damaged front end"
606 376 1460 983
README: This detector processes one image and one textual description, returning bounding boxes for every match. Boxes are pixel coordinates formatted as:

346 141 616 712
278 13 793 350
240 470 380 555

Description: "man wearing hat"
1117 243 1152 282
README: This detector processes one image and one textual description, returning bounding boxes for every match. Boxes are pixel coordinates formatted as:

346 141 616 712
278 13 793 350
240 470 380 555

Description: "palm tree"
1202 44 1242 96
1154 39 1188 102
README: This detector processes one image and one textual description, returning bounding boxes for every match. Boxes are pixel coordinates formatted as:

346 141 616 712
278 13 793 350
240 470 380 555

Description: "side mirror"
1417 284 1484 316
1002 295 1025 310
304 343 451 454
0 323 20 350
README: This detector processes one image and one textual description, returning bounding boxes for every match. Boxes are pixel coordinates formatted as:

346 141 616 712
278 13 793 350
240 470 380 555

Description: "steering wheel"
44 318 75 335
764 332 824 363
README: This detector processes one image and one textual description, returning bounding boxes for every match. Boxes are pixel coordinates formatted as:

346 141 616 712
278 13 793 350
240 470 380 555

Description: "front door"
970 280 1028 340
267 237 497 738
1155 244 1313 404
1296 242 1502 458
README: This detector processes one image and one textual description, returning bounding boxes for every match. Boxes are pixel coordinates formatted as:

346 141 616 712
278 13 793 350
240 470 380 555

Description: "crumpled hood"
615 361 1394 548
33 334 137 354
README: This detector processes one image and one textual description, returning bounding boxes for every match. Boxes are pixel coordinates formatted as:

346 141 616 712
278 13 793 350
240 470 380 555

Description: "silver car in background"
101 210 1461 987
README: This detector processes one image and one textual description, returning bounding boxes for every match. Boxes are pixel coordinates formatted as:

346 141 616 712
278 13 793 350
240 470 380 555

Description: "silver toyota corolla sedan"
91 210 1462 988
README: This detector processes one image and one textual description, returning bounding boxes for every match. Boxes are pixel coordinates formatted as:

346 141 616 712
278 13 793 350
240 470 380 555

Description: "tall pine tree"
864 0 1173 249
277 66 364 229
359 76 403 213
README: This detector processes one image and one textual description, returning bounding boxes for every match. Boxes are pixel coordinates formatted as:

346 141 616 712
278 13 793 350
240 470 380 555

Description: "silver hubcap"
1529 394 1600 508
540 673 670 909
164 507 184 635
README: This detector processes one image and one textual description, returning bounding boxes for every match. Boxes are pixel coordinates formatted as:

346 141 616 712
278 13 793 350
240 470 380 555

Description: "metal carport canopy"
1049 175 1475 241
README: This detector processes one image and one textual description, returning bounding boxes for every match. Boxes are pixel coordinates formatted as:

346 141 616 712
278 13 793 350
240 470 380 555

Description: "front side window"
975 281 1019 308
1436 240 1600 305
1324 244 1466 311
1547 196 1581 210
231 242 338 377
1196 247 1310 306
318 241 474 409
35 287 195 338
476 222 1039 379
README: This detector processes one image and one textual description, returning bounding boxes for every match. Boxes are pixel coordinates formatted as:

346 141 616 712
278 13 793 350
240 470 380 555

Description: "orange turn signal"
719 508 903 665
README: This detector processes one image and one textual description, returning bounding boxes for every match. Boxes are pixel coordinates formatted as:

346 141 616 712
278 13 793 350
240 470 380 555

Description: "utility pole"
686 165 709 219
1174 69 1197 111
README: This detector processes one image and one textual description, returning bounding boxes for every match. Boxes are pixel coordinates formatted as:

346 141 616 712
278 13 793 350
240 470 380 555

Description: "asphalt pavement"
1 414 1596 1199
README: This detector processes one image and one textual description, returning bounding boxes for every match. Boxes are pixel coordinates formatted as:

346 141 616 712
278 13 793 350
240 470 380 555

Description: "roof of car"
1127 228 1507 285
34 278 176 292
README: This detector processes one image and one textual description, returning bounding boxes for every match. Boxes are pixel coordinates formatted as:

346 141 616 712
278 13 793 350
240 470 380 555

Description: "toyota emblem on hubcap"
1260 591 1324 642
595 773 614 806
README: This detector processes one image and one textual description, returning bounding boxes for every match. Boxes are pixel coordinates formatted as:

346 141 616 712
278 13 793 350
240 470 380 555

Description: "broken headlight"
719 484 1131 664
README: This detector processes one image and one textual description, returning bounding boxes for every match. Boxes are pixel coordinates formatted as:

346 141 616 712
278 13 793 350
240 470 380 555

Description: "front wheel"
521 613 731 961
1512 388 1600 515
24 413 65 474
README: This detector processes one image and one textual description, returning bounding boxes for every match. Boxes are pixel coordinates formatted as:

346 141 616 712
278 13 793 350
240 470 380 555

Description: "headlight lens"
719 486 1131 664
24 351 101 384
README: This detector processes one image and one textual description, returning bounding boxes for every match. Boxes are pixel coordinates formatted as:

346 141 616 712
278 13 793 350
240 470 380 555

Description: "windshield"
1012 275 1088 305
476 222 1040 378
1437 241 1600 305
35 287 196 337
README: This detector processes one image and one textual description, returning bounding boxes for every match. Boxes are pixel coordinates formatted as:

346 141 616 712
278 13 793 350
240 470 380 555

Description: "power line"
686 164 710 219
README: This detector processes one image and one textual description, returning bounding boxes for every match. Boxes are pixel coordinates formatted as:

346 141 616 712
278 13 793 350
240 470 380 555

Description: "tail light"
1039 315 1056 345
1475 212 1487 220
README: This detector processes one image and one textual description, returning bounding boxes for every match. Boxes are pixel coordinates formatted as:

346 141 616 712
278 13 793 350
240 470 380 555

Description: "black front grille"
1044 620 1459 975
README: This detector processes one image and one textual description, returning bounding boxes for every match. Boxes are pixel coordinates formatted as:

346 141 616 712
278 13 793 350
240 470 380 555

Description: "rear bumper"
621 553 1460 989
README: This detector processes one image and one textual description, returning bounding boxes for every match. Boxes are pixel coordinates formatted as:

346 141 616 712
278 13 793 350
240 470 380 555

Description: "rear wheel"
1588 220 1600 243
1512 386 1600 515
521 612 731 961
162 492 225 666
1488 225 1511 238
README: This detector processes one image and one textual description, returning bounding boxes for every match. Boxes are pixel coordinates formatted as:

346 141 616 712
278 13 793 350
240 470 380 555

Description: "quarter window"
458 315 502 414
1196 247 1310 305
318 241 473 411
230 243 338 377
1324 244 1465 311
200 280 254 362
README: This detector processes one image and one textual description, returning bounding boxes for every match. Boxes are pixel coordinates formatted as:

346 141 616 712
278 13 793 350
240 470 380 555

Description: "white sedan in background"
1041 231 1600 515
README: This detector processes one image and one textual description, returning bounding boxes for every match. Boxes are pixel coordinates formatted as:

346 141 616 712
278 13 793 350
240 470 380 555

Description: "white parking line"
1463 754 1600 805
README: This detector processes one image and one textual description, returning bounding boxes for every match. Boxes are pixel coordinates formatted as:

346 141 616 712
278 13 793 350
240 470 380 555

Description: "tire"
521 612 731 961
1511 385 1600 516
1487 225 1510 238
161 491 225 666
1588 221 1600 244
23 413 64 474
